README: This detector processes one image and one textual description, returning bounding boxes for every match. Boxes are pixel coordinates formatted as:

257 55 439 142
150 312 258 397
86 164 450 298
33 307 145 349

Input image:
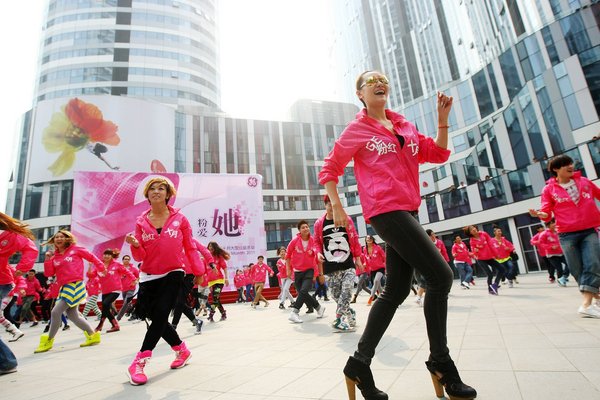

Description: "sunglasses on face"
360 75 389 88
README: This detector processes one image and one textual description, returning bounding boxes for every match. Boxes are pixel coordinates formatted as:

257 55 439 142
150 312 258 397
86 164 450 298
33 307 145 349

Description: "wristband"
438 125 449 129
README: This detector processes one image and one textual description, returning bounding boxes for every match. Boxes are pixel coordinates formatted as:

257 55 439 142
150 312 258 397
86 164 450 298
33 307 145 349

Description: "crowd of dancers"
1 70 598 400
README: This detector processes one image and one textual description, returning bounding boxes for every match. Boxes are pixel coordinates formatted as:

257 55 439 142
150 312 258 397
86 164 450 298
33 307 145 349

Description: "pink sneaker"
170 341 191 369
127 350 152 385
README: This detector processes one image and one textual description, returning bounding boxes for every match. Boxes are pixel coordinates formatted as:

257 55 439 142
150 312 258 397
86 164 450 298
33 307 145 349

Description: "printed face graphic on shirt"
323 226 351 263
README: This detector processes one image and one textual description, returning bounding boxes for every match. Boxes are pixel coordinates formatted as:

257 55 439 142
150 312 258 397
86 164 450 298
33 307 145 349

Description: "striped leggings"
82 295 101 317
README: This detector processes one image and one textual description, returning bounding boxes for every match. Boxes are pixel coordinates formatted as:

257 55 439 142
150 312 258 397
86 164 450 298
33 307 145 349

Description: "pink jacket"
194 239 215 269
356 253 369 275
10 273 26 297
276 258 293 280
46 281 60 300
313 214 362 259
285 234 319 274
363 244 386 272
469 232 499 260
44 245 103 288
435 239 450 262
319 109 450 222
233 273 245 288
94 261 135 294
130 206 204 276
452 242 472 264
492 237 515 260
207 255 228 286
251 262 273 283
530 231 547 257
24 276 42 297
243 269 252 286
0 231 39 286
86 276 101 296
539 229 563 256
120 265 139 291
539 172 600 233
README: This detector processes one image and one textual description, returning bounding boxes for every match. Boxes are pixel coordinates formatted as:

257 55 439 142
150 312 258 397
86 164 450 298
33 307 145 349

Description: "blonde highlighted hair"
143 176 177 204
43 229 76 247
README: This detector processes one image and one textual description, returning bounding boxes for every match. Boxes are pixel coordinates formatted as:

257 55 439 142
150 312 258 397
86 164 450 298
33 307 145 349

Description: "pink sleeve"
319 127 362 185
417 130 451 164
130 220 147 262
539 185 555 222
313 217 324 254
347 217 362 257
285 237 297 260
14 234 39 274
43 258 55 278
182 218 205 276
195 239 215 265
77 247 104 271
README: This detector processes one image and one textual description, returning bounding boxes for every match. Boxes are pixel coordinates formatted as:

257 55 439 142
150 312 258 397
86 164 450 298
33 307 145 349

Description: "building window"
425 196 439 223
473 70 494 118
24 185 43 220
560 12 591 56
478 176 507 210
508 170 535 202
499 50 523 100
504 104 529 168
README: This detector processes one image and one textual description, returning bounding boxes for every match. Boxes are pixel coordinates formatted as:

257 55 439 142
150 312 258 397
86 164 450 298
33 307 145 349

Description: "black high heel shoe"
343 356 388 400
425 359 477 400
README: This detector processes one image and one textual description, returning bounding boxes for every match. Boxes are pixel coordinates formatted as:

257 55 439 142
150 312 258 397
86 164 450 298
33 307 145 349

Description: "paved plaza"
2 272 600 400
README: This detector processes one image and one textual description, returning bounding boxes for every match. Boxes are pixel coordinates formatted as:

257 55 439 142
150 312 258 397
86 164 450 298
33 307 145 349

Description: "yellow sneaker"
34 334 54 354
80 331 101 347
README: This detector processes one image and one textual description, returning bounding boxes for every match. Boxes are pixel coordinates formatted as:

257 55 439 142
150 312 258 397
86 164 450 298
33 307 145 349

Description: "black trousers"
355 211 453 364
101 292 119 320
293 269 320 311
139 271 184 352
171 274 196 327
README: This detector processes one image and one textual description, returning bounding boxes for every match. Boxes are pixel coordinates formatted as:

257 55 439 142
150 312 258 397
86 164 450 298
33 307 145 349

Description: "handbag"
510 251 519 261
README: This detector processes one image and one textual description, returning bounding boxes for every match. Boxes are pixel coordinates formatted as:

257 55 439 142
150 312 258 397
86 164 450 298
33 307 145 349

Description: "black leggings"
139 271 184 352
355 211 453 364
171 274 196 326
476 259 505 286
101 292 119 320
209 284 225 314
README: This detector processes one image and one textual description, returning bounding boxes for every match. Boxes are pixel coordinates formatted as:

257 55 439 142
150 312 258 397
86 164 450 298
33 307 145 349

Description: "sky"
0 0 344 212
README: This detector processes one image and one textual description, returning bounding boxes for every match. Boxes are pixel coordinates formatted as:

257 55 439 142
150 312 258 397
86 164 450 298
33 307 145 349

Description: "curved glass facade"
37 0 220 108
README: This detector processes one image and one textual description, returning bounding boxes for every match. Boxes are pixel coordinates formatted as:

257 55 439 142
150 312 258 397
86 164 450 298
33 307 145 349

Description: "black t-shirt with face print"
321 218 355 275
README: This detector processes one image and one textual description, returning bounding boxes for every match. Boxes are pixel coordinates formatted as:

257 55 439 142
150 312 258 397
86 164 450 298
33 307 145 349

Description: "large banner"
28 96 175 184
71 171 266 290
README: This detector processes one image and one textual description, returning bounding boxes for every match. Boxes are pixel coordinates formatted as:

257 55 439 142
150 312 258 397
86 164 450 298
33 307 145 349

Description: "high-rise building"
37 0 220 108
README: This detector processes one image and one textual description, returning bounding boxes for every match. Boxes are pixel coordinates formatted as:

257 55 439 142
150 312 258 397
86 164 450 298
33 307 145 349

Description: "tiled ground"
2 273 599 400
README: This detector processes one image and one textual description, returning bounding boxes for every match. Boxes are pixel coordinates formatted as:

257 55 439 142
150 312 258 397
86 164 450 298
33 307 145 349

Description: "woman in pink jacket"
538 220 570 287
320 71 475 400
451 236 474 289
529 154 600 318
92 248 135 333
285 220 325 324
0 212 38 373
277 247 295 309
206 241 230 322
362 235 385 306
116 255 139 321
36 230 103 353
125 177 205 385
82 269 102 319
251 255 274 308
464 225 505 295
492 227 518 288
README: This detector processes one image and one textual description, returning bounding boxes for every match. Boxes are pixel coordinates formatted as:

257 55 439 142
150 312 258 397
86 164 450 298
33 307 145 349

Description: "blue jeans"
455 262 473 283
0 338 17 371
559 228 600 294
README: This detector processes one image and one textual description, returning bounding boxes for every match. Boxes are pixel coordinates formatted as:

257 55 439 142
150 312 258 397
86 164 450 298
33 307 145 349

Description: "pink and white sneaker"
170 341 191 369
127 350 152 385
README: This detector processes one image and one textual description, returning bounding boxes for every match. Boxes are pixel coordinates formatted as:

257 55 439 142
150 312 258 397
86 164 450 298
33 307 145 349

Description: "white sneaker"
460 282 469 289
316 306 326 319
8 329 24 342
288 311 303 324
578 305 600 319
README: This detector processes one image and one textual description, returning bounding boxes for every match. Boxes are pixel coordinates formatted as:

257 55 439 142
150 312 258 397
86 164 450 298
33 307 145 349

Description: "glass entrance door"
517 223 546 273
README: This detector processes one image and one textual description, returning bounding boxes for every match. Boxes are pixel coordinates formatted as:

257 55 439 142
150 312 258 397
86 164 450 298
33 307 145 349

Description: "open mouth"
375 89 385 95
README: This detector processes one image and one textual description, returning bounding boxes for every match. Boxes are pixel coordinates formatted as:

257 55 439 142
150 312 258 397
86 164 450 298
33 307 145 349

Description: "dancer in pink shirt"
0 212 38 373
538 221 570 287
530 225 552 281
464 225 505 295
277 247 295 309
35 230 103 353
285 220 325 323
125 177 205 385
116 255 139 321
491 227 518 288
251 255 274 308
362 235 385 306
529 154 600 318
82 269 102 319
320 71 475 400
206 241 229 322
451 236 474 289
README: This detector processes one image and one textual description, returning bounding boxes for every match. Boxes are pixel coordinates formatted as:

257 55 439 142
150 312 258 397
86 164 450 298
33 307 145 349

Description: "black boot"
343 356 388 400
425 359 477 400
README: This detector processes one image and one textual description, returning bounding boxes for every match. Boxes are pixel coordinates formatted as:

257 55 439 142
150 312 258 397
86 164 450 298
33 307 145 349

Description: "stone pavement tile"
516 371 600 400
502 333 554 349
559 348 600 372
461 334 505 350
227 367 311 396
507 348 577 371
271 368 344 398
457 349 513 371
545 331 600 348
464 321 502 336
581 371 600 392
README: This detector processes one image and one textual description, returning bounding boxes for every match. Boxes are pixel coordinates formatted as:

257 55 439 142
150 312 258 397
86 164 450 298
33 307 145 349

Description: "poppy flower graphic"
42 98 121 176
